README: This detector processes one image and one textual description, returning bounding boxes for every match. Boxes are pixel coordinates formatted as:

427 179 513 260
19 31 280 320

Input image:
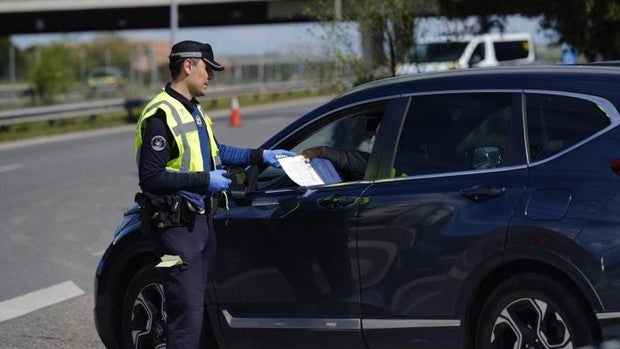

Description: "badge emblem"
195 115 203 127
150 135 167 151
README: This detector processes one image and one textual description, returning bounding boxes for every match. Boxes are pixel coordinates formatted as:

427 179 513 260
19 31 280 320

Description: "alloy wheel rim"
129 282 166 349
490 297 573 349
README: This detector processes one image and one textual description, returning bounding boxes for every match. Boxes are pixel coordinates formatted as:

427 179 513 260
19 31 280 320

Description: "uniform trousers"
151 214 216 349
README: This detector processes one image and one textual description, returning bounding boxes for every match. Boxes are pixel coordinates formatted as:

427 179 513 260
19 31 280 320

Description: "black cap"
169 40 224 71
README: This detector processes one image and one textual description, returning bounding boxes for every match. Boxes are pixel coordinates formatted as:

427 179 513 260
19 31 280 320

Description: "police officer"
135 40 294 348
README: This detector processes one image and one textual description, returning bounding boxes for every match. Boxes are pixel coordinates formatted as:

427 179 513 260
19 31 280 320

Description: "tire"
475 273 599 349
121 265 166 349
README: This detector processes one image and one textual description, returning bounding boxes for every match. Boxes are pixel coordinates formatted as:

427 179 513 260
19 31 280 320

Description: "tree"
0 37 13 80
308 0 438 87
539 0 620 61
26 42 77 103
437 0 620 61
78 32 134 79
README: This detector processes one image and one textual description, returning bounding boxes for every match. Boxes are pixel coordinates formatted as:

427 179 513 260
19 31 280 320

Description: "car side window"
291 113 377 155
393 93 513 176
494 40 530 61
469 43 485 66
526 93 611 162
256 102 387 190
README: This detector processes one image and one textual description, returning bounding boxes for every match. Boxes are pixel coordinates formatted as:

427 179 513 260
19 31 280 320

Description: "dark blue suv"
95 65 620 348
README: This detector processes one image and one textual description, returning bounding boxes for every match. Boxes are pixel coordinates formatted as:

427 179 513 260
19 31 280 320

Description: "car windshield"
407 42 469 63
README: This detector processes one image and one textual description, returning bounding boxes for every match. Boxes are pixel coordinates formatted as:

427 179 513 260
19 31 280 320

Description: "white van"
396 32 535 75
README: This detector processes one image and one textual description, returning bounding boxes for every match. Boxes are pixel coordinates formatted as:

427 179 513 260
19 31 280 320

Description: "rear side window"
494 40 530 61
394 93 513 176
526 93 611 162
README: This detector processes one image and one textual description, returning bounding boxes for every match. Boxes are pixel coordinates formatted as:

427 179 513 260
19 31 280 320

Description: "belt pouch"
180 200 197 226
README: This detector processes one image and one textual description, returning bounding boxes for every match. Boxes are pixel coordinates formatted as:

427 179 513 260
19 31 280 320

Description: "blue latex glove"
208 169 231 192
264 149 297 168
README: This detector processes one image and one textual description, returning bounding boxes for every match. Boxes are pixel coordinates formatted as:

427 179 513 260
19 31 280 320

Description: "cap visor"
204 58 224 71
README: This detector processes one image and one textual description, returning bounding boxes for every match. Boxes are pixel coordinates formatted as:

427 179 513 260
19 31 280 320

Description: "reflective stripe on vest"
135 91 219 173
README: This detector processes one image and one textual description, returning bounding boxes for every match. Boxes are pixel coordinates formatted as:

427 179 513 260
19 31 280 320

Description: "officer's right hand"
208 169 231 192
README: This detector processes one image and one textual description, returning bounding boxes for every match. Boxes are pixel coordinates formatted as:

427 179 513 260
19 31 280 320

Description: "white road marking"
0 163 23 173
0 281 85 323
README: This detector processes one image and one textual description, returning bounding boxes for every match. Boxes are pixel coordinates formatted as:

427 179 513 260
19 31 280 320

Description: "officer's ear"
181 59 194 75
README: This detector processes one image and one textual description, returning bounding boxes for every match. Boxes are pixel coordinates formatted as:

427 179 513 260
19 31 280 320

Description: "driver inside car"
301 116 381 182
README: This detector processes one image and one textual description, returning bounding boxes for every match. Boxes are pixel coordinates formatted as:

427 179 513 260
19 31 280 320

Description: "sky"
10 15 556 57
11 22 336 56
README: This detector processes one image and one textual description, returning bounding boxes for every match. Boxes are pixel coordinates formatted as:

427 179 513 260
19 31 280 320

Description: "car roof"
417 32 533 44
335 65 620 102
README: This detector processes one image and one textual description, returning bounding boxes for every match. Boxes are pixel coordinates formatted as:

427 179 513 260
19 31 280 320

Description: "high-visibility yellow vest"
135 91 219 173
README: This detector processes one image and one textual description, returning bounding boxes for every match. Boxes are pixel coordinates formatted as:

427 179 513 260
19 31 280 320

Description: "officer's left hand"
208 169 232 192
263 149 296 168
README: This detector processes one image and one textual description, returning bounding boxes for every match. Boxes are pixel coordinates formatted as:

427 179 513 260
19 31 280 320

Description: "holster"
134 192 197 235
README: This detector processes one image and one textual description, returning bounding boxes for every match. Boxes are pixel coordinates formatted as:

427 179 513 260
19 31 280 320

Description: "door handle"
460 186 506 202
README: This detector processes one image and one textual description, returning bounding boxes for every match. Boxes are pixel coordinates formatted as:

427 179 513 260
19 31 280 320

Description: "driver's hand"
302 146 325 162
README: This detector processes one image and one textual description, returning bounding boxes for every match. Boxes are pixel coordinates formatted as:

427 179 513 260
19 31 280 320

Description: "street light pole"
9 45 15 84
170 0 178 45
334 0 342 20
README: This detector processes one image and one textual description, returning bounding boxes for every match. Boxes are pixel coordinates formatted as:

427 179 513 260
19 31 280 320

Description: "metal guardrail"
0 98 141 126
0 81 318 127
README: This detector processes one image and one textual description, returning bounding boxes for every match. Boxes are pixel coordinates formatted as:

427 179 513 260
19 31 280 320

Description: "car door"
357 92 528 348
211 99 404 348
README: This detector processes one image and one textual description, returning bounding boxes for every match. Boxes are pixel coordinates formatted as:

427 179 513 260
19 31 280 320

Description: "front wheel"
121 265 166 349
476 273 599 349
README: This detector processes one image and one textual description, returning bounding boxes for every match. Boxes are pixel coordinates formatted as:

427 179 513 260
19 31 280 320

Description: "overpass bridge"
0 0 320 36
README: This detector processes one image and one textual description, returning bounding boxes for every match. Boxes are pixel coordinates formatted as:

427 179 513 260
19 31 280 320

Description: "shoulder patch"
150 135 167 151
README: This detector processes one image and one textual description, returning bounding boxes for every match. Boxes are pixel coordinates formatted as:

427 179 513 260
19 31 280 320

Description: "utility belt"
134 192 205 234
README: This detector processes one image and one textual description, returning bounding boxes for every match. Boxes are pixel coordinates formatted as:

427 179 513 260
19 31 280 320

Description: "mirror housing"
226 166 248 199
471 146 502 170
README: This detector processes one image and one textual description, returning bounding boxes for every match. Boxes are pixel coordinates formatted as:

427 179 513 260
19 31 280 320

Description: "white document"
277 155 342 186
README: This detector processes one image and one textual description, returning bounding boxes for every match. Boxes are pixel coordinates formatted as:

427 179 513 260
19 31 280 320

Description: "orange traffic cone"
229 95 242 127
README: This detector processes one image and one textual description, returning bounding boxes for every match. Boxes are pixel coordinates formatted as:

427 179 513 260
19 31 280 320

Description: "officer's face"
187 59 213 97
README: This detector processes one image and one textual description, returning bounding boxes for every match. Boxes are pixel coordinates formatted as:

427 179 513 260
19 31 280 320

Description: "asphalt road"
0 96 329 348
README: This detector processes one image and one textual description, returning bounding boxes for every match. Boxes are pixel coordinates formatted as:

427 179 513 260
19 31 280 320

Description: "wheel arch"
462 254 603 348
95 229 158 349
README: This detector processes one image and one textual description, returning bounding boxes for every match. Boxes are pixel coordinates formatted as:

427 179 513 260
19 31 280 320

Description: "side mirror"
472 146 502 170
226 166 248 199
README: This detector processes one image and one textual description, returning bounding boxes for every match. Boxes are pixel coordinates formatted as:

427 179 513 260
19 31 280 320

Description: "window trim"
269 95 402 150
373 164 528 184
